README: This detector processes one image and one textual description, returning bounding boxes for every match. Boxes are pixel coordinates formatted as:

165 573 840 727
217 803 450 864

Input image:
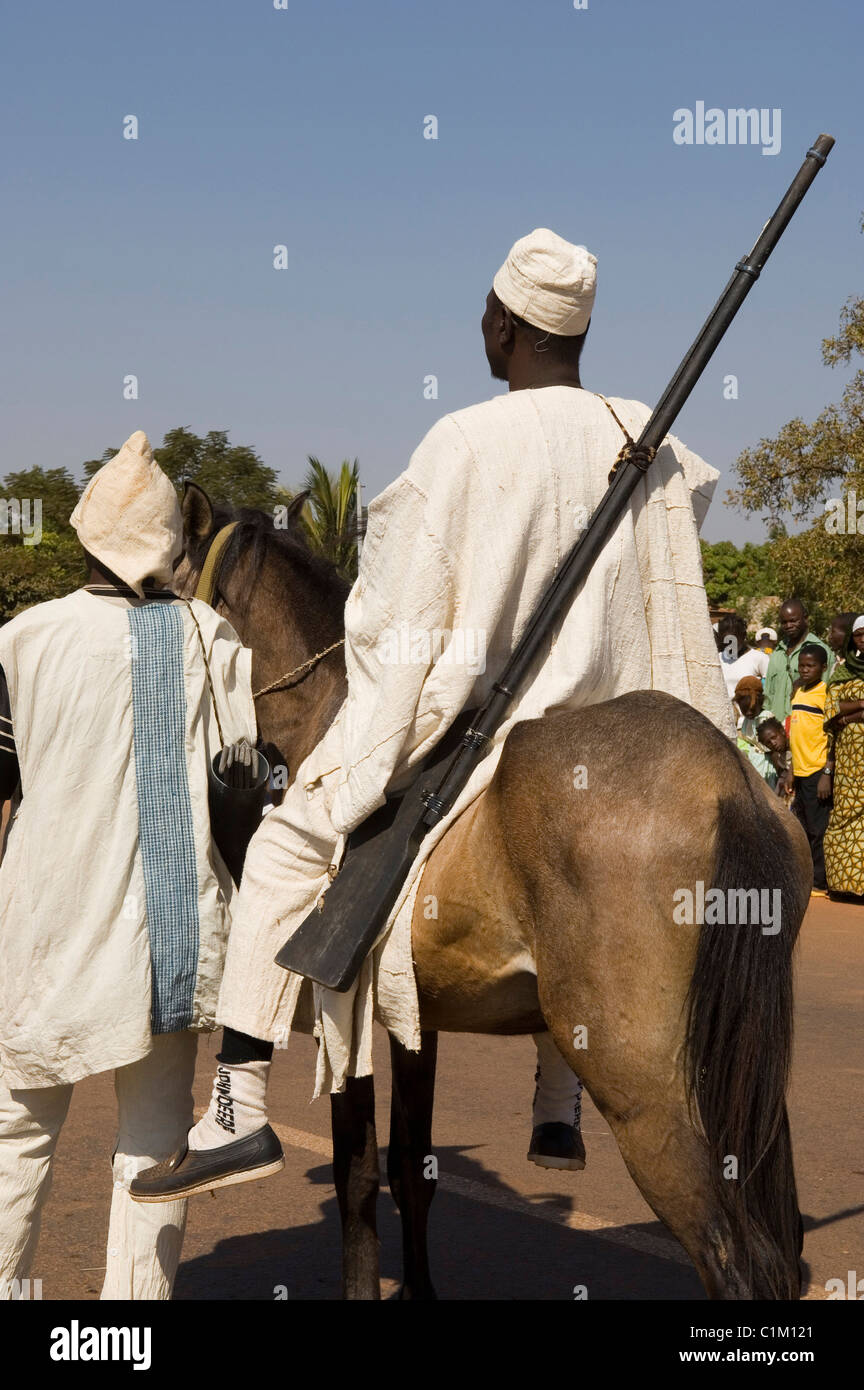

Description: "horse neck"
230 546 347 784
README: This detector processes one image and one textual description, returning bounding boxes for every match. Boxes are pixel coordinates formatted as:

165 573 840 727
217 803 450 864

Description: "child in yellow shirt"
780 643 831 892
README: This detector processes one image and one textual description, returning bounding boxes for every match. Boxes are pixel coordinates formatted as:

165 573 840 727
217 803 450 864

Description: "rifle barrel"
424 134 835 825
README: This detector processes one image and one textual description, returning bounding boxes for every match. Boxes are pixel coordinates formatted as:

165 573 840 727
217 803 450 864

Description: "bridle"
193 521 345 701
194 521 238 608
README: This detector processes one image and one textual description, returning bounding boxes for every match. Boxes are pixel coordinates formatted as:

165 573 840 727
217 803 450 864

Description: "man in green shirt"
764 597 833 721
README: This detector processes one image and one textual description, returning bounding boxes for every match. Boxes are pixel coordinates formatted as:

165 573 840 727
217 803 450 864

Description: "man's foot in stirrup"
530 1032 585 1171
130 1125 284 1202
527 1121 586 1172
132 1054 280 1202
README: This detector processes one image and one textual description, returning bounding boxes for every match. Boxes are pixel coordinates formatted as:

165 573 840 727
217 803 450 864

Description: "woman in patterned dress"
823 615 864 897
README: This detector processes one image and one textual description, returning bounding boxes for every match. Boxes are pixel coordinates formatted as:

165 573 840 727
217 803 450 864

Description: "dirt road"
27 897 863 1300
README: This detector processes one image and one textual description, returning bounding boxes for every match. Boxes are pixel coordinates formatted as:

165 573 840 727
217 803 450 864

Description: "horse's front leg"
387 1029 438 1300
330 1073 380 1299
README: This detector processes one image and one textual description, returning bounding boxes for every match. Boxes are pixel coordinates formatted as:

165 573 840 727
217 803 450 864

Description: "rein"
193 520 345 702
251 640 345 698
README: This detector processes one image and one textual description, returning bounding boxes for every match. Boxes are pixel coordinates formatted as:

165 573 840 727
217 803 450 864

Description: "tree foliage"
84 427 281 510
0 432 361 621
0 465 86 618
0 533 85 620
699 538 779 612
1 467 80 536
291 456 360 580
729 215 864 624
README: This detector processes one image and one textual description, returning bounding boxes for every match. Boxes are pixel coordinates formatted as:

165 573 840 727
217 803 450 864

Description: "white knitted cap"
493 228 597 336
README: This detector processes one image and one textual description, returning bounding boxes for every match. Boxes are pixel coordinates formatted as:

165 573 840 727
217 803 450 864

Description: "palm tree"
291 457 361 580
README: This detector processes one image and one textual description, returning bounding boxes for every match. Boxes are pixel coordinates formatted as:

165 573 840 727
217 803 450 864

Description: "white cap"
493 228 597 336
756 627 777 642
70 431 182 597
852 615 864 634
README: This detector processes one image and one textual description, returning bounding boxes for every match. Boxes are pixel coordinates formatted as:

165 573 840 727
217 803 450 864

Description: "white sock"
188 1060 271 1150
532 1031 583 1129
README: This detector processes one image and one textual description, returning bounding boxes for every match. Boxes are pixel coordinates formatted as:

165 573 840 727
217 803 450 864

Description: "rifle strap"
594 392 634 444
594 393 658 482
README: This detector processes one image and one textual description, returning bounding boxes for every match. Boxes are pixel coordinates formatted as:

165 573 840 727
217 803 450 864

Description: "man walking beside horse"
0 432 257 1299
132 228 736 1206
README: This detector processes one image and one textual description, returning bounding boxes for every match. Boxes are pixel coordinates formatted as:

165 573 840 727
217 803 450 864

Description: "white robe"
219 387 734 1093
0 590 256 1089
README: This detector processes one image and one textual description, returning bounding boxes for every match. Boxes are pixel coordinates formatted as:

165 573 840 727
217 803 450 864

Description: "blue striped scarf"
128 604 200 1033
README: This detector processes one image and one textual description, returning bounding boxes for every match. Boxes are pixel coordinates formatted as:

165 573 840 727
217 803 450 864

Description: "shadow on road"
174 1146 706 1300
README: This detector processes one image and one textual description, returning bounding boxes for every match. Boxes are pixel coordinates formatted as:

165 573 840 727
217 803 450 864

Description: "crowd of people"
717 597 864 900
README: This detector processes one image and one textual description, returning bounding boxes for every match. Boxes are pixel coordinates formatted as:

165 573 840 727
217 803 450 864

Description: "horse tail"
685 778 808 1299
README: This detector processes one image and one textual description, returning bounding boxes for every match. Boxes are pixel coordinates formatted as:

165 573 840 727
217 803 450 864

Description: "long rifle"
276 133 835 992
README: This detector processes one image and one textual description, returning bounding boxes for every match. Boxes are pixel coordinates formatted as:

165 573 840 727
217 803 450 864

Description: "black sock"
217 1027 274 1065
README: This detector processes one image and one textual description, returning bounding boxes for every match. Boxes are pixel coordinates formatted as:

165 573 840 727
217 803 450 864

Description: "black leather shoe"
129 1124 284 1202
527 1122 586 1171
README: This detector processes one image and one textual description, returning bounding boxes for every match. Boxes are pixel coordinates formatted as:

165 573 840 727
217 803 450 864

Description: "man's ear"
181 480 215 544
499 304 517 350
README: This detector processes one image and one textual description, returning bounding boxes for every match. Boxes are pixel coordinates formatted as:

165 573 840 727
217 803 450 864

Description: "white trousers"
0 1031 197 1301
532 1030 583 1128
217 724 345 1042
220 724 583 1111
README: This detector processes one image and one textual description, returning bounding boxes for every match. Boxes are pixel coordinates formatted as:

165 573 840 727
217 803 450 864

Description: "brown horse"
179 482 812 1301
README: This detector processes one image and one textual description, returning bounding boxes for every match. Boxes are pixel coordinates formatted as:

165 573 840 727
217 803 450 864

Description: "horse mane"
197 501 350 623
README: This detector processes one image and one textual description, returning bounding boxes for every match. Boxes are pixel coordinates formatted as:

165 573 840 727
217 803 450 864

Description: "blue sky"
1 0 861 542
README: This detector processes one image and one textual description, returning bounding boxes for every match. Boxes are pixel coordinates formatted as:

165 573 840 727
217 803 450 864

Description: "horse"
177 481 812 1301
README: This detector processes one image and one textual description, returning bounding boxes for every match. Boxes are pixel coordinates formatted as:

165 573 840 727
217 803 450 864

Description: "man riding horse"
132 228 733 1204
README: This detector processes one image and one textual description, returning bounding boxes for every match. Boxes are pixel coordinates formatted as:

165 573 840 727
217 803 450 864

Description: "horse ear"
285 490 309 521
182 480 215 543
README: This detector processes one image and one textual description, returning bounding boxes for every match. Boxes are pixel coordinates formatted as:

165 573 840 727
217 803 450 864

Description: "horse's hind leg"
601 1090 801 1300
540 1014 751 1298
331 1074 381 1300
387 1030 438 1301
589 1084 750 1298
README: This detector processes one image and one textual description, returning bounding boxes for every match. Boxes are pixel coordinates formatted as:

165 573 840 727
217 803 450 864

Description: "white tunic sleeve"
330 460 458 836
665 433 719 534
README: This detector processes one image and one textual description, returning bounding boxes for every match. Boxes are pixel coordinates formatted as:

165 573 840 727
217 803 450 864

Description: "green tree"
85 427 281 510
0 535 85 620
0 428 283 620
699 538 779 612
291 456 360 580
0 465 86 618
0 434 363 619
1 467 80 537
728 215 864 625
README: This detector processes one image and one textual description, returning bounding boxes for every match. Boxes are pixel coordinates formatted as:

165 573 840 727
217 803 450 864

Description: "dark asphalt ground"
25 897 864 1301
